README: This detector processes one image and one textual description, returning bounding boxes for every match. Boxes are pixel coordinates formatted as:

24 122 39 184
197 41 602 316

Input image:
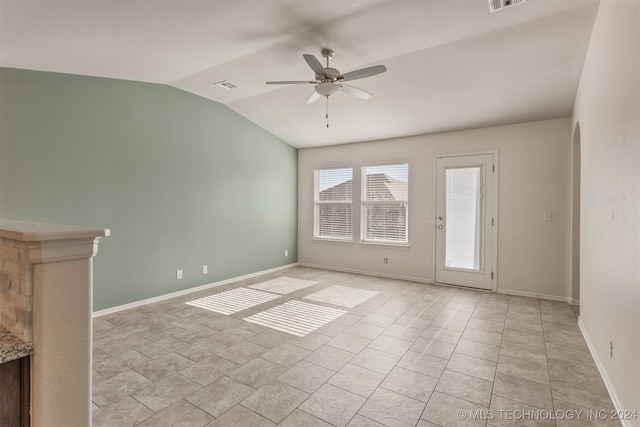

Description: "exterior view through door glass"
435 154 495 290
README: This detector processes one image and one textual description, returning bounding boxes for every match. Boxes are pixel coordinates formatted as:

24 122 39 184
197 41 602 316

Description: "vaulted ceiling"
0 0 599 148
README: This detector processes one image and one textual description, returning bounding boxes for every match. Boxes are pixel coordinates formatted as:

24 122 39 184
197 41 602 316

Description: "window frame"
360 161 410 246
313 166 354 242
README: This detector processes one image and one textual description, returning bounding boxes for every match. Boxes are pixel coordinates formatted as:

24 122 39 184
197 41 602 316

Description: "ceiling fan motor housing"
316 61 342 97
322 68 341 81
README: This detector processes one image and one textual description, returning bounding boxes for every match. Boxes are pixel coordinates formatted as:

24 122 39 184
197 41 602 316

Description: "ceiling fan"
266 49 387 126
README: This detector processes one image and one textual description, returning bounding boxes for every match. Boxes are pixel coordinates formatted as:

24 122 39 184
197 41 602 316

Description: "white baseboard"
578 317 632 427
496 287 572 303
297 262 432 285
93 263 299 318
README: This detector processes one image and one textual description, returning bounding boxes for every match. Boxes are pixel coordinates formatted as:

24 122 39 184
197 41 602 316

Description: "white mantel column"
0 220 109 427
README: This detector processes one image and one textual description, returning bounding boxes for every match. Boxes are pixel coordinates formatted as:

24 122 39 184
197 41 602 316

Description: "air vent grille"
489 0 526 13
213 80 238 90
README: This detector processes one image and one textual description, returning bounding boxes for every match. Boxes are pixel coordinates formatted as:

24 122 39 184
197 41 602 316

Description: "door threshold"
434 282 493 293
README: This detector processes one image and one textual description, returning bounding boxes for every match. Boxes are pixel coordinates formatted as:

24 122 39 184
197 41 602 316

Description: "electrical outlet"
384 258 389 264
177 269 183 280
202 265 208 275
544 211 552 221
284 250 288 257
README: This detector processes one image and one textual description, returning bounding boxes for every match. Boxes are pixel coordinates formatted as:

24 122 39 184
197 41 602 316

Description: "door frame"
432 150 499 291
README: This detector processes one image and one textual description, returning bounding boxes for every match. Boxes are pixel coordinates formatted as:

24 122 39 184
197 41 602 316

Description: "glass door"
435 154 495 290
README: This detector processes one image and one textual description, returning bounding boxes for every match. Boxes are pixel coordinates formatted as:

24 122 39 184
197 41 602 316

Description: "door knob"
438 225 443 229
437 216 443 221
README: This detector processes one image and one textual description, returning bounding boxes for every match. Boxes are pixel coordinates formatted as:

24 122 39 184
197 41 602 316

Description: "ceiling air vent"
489 0 526 13
213 80 238 90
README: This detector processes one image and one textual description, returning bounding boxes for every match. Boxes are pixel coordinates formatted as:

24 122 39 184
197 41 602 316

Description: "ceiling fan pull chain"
326 97 330 128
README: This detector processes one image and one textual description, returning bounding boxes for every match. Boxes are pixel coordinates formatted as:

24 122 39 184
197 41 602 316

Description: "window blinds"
314 167 353 240
362 163 409 244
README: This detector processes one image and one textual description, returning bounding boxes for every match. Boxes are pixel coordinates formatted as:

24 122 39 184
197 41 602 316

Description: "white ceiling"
0 0 599 148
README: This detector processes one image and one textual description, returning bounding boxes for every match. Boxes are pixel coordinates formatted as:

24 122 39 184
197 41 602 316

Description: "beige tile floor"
92 267 620 426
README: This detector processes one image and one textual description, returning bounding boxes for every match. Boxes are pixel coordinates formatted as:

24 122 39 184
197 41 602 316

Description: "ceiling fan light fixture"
315 82 340 97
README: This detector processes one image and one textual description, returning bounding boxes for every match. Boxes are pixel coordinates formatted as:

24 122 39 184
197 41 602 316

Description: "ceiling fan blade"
340 84 372 100
306 91 322 104
303 54 328 79
339 65 387 82
266 80 316 85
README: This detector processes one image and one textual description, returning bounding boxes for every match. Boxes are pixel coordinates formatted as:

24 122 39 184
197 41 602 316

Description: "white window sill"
312 237 354 244
359 240 410 249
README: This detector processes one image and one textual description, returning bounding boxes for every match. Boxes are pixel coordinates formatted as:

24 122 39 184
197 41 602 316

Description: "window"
314 167 353 241
362 162 409 244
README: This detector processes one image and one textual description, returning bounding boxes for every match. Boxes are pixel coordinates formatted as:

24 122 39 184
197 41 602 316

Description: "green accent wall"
0 67 298 311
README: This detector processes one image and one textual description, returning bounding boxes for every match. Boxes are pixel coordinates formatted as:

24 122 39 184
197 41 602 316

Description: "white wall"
572 0 640 421
298 118 573 300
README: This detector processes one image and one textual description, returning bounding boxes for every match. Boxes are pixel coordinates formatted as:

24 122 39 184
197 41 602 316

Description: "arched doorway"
571 123 581 305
